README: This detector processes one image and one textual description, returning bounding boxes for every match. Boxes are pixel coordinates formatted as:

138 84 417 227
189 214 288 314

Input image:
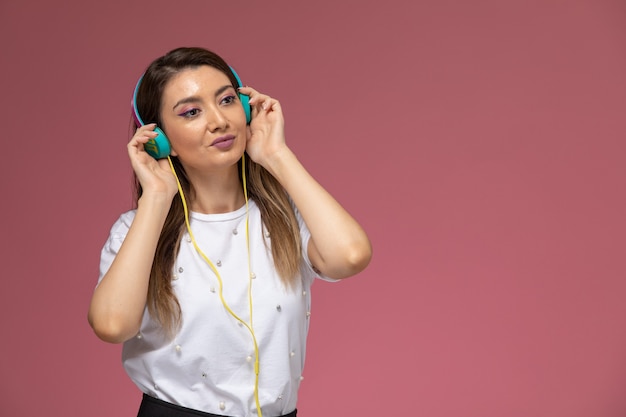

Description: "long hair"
133 47 302 336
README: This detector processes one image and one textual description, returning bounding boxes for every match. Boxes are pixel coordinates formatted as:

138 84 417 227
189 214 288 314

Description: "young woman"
89 47 371 417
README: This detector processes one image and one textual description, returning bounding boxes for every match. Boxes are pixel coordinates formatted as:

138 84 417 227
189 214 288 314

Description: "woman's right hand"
128 124 178 199
90 124 178 344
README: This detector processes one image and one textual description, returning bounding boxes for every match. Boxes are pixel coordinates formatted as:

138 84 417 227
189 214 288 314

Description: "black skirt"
137 393 297 417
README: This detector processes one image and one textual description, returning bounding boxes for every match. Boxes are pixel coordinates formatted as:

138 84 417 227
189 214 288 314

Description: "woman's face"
159 65 247 173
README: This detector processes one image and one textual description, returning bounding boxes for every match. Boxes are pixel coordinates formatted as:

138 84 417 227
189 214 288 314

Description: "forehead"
162 65 232 101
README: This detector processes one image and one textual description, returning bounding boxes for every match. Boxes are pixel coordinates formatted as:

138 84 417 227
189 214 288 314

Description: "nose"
207 107 228 132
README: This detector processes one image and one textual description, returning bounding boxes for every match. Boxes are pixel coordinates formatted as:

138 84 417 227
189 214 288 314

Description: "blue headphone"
132 66 251 159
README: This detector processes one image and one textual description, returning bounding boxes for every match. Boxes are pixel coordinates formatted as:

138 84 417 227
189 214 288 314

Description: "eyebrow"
172 85 234 110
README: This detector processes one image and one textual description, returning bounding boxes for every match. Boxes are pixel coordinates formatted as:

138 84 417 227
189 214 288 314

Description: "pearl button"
232 229 238 235
186 236 191 243
172 274 178 280
306 311 311 318
175 344 181 352
216 260 222 267
302 290 307 296
210 286 216 293
246 355 253 363
154 384 159 390
136 333 143 339
178 267 184 273
265 231 270 238
299 376 304 381
278 394 283 400
250 272 256 279
290 351 295 357
219 401 226 411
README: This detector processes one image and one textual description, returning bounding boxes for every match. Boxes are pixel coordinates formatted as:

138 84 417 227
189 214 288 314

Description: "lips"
211 134 236 149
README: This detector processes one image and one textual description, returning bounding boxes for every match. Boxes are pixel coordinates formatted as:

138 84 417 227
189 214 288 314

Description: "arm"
88 124 178 343
241 87 372 279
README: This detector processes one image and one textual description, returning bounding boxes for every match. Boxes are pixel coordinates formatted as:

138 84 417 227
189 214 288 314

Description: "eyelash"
221 95 236 105
180 108 200 118
178 95 237 118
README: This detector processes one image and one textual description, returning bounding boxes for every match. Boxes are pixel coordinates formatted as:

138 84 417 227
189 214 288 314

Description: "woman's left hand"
239 90 371 280
239 86 288 169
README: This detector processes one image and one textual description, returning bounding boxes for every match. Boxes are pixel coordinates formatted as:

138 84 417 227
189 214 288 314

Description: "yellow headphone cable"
167 155 263 417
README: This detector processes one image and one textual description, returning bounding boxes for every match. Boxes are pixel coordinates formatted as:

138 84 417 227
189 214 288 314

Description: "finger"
135 123 157 133
238 86 256 95
241 87 268 106
257 98 279 113
249 94 271 108
238 87 281 114
238 86 258 106
128 128 161 157
255 95 276 111
132 125 160 142
270 100 281 111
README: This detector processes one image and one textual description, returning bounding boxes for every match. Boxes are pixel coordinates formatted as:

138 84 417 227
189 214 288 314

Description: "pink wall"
1 1 625 416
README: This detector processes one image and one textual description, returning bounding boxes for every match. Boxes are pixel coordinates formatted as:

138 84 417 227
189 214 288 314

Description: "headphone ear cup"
144 127 171 159
239 92 251 124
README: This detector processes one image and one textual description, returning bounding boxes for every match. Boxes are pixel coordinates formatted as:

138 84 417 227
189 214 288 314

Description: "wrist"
262 146 297 179
137 190 175 210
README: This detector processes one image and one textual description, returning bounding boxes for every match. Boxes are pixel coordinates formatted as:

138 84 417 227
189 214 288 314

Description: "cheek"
164 124 199 149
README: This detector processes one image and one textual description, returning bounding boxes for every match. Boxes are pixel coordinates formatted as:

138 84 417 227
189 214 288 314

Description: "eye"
180 108 201 118
221 95 237 105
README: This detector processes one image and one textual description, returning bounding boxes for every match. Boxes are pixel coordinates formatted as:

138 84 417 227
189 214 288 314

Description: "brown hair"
133 47 302 336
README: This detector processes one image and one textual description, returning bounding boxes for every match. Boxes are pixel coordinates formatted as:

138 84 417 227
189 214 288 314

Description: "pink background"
1 1 625 416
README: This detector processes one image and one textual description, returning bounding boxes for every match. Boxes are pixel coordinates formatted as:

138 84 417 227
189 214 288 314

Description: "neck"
186 166 246 214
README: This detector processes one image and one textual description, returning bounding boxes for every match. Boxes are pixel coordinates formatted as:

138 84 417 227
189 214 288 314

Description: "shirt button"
178 267 184 273
219 401 226 411
216 260 222 267
175 344 182 352
246 355 253 363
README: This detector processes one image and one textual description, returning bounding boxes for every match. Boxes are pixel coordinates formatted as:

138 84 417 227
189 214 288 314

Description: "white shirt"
98 201 334 416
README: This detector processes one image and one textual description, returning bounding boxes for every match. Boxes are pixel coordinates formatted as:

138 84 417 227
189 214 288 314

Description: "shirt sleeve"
97 210 137 286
